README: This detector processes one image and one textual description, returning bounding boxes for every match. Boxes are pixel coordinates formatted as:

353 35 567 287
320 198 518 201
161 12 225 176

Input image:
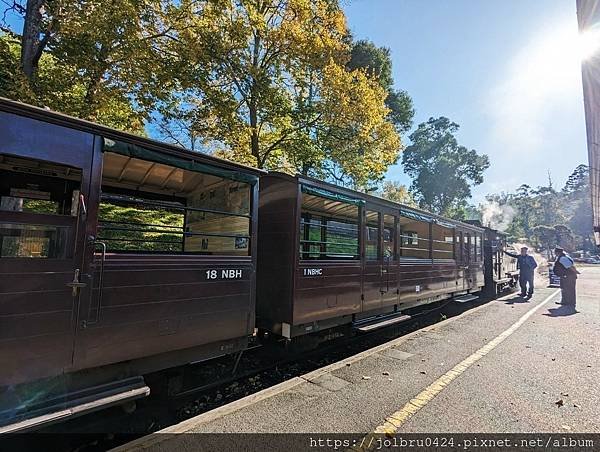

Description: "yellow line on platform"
353 289 561 451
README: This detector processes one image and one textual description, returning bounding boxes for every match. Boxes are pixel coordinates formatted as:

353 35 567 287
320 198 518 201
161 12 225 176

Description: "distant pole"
576 0 600 249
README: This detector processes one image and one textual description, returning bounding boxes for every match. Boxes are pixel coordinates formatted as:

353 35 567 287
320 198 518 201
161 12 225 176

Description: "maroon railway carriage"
256 173 485 339
0 98 262 430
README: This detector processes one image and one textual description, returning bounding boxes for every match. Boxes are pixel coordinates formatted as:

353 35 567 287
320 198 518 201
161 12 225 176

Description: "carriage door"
363 209 382 311
381 213 398 307
456 230 465 291
0 113 95 387
463 233 471 289
363 208 398 312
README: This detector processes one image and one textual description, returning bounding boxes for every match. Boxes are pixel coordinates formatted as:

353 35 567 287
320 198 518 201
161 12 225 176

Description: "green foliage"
378 180 416 206
2 1 408 190
562 164 589 195
160 0 404 188
1 31 146 133
481 165 593 254
1 0 182 134
348 40 393 89
347 39 414 134
402 117 490 217
0 34 37 103
98 202 184 252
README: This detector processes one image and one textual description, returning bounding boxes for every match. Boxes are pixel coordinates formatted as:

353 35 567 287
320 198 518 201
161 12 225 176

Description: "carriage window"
432 223 454 260
464 234 470 260
383 214 396 260
365 211 380 261
300 193 359 260
98 152 251 255
399 216 430 259
0 155 81 258
470 233 477 260
475 234 483 260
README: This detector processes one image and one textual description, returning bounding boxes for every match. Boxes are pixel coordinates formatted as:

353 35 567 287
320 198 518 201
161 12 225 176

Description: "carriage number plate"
303 268 323 276
206 269 243 280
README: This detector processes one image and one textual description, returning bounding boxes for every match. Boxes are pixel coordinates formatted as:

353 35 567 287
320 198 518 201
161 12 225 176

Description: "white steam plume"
480 201 515 232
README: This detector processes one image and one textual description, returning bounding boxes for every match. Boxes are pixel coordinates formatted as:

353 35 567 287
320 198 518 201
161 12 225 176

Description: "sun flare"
578 29 600 60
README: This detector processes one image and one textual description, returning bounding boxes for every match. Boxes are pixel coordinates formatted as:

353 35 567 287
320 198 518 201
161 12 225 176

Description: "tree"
525 185 562 230
3 0 406 187
562 164 589 196
167 0 345 168
532 225 556 258
314 62 401 187
401 117 489 217
167 0 402 189
532 224 574 258
347 39 414 134
1 0 182 132
1 0 55 82
480 164 593 252
378 180 416 206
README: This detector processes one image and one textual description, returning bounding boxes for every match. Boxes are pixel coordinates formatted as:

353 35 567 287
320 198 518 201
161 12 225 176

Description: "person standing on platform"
504 246 538 298
552 247 579 307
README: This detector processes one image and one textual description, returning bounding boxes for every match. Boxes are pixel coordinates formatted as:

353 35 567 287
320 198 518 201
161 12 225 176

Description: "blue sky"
343 0 588 201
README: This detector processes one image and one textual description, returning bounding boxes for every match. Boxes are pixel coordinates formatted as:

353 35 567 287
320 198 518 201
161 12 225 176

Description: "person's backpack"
553 261 566 277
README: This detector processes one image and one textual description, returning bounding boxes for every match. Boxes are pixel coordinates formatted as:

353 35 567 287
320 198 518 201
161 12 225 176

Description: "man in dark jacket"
504 246 538 298
552 247 579 306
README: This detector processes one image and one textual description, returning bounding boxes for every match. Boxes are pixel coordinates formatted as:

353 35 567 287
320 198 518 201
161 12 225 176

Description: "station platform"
117 267 600 451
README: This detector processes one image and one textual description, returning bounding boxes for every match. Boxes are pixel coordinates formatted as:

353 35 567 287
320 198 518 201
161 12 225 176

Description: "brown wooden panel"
94 278 251 307
0 334 73 386
256 175 298 328
0 273 73 294
294 263 362 324
74 308 250 369
90 293 251 325
0 291 73 316
0 311 72 341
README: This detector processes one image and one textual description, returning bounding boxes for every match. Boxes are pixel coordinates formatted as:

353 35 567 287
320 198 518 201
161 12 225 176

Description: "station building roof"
577 0 600 246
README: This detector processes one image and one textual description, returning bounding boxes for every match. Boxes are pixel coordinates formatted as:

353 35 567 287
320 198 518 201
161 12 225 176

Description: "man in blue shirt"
504 246 538 299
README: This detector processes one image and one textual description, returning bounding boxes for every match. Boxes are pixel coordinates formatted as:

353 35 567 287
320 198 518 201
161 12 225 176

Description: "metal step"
0 377 150 433
454 294 479 303
354 314 412 332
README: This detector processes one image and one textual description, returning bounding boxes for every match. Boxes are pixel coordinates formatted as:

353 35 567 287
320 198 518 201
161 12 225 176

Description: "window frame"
399 215 431 260
383 214 397 262
0 158 82 260
432 223 455 261
365 210 381 262
299 194 361 261
97 153 254 256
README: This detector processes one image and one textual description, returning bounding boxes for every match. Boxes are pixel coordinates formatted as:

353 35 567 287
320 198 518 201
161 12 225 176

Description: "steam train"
0 98 518 432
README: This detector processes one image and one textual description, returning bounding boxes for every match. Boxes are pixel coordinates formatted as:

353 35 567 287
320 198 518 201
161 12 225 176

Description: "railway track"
2 292 504 452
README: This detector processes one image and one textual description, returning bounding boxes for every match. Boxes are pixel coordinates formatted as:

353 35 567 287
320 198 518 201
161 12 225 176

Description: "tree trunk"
249 31 262 168
21 0 47 81
249 99 261 167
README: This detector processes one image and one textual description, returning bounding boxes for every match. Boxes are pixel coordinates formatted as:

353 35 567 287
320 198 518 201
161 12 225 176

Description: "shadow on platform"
542 305 579 317
504 295 530 305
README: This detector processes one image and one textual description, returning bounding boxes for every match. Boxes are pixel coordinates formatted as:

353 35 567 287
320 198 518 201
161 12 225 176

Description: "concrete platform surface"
117 267 600 451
